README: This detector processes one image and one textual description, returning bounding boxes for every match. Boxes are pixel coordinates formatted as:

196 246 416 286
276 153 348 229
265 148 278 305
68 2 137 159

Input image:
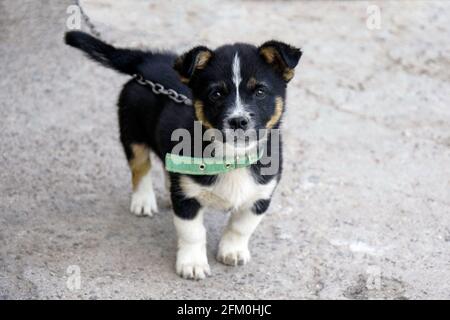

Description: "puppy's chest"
180 168 276 210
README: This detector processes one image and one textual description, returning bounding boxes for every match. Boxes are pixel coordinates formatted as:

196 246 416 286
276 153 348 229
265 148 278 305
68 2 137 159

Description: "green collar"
165 150 263 175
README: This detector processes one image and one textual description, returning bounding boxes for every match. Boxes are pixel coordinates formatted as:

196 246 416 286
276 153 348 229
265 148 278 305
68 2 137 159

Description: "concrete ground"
1 0 449 299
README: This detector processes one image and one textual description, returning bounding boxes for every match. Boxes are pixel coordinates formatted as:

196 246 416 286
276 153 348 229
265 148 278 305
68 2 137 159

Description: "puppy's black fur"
64 31 301 220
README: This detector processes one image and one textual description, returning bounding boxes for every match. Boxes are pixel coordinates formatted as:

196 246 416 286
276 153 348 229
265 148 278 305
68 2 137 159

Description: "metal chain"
133 74 193 106
75 0 192 106
75 0 102 39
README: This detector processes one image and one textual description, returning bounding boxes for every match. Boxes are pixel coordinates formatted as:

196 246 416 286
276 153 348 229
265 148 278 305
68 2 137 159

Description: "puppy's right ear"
259 41 302 82
174 46 213 84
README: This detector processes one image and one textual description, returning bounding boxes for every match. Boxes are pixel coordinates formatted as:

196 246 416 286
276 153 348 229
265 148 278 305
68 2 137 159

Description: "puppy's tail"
64 31 147 75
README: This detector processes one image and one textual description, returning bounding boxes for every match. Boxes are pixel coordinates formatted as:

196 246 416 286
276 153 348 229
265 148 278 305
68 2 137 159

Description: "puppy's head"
174 41 302 145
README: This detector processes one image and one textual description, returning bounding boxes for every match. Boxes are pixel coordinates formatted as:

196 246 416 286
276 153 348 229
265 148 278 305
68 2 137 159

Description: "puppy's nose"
228 116 249 130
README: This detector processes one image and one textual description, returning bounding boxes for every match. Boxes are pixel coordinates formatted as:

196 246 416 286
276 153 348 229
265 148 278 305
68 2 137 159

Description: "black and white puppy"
65 31 302 280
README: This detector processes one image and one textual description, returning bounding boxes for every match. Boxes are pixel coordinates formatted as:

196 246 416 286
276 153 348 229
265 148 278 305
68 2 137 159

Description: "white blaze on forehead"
232 53 242 87
231 53 245 115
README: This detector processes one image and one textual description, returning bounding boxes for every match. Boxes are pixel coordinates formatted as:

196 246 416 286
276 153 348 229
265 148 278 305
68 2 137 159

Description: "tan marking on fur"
194 100 213 129
179 76 190 84
195 51 212 70
283 69 295 82
175 51 211 83
129 144 151 191
260 47 295 82
266 96 283 129
260 47 276 64
247 77 258 90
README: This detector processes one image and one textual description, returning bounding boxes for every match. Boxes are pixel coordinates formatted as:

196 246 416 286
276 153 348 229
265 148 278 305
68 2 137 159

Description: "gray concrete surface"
1 0 449 299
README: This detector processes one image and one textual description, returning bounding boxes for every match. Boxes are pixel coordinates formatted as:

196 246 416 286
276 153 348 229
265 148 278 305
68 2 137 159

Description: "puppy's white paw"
176 246 210 280
176 261 211 280
130 190 158 217
217 247 250 266
217 236 251 266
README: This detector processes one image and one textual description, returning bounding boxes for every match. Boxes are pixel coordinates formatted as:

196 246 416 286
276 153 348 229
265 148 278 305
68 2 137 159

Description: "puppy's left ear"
259 41 302 82
174 46 213 84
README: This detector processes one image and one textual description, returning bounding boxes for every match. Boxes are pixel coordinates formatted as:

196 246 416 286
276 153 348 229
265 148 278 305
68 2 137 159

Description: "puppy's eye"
254 87 267 99
209 90 223 102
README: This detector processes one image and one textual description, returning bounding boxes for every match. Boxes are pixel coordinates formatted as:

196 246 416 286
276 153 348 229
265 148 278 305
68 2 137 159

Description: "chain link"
75 0 192 106
133 74 193 106
75 0 102 39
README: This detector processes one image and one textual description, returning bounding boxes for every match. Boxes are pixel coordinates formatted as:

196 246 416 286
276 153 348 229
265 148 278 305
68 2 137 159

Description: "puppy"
65 31 302 280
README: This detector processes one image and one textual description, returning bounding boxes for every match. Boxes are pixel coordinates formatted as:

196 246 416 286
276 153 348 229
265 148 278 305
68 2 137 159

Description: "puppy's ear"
259 41 302 82
174 46 213 84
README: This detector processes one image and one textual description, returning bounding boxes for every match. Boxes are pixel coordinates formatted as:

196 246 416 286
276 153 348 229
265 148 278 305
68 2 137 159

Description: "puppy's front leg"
172 198 210 280
217 199 269 266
